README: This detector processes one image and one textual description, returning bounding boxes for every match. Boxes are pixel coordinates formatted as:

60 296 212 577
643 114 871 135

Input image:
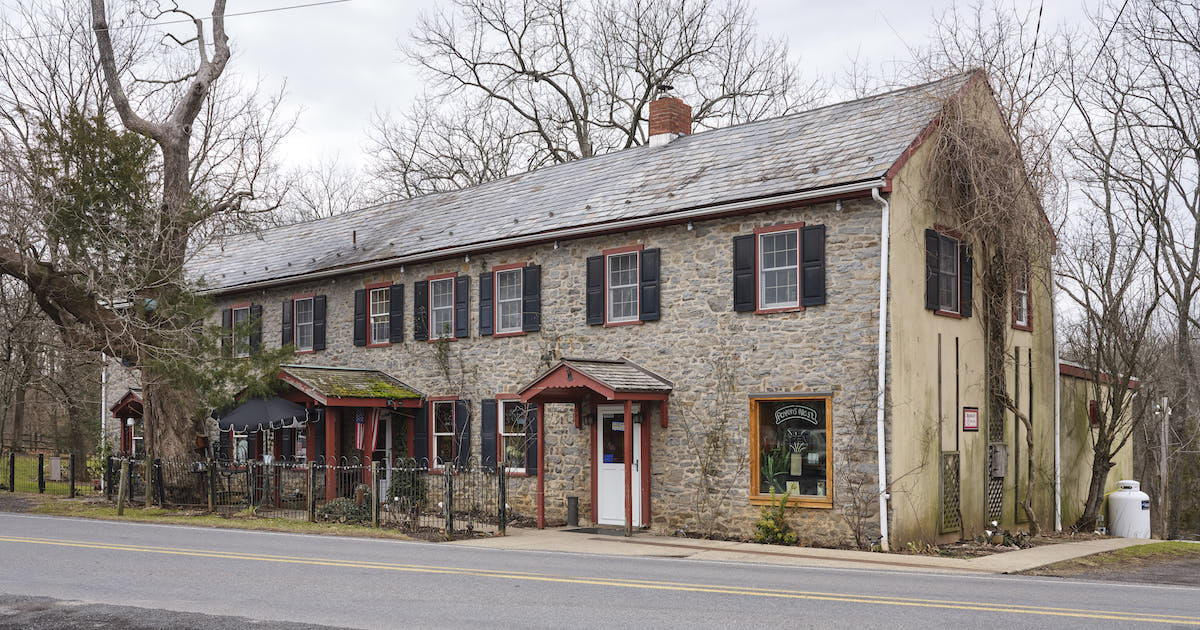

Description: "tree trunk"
11 379 29 452
1074 453 1112 532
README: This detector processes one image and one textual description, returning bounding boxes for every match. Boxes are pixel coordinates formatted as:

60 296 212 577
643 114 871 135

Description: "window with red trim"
495 268 523 334
432 400 455 468
429 278 454 339
499 399 528 472
294 297 314 351
369 286 390 344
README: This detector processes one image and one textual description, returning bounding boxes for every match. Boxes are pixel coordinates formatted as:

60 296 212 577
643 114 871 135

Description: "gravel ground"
0 494 32 513
0 595 354 630
1025 551 1200 586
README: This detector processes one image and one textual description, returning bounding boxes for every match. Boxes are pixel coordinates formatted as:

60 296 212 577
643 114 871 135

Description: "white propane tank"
1107 480 1151 539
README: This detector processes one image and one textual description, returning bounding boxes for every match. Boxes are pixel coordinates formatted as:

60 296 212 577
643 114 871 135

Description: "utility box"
48 457 63 481
988 444 1008 478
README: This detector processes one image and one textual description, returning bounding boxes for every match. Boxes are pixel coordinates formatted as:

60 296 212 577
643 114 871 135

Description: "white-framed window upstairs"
606 252 639 323
294 297 314 351
496 269 523 334
430 278 454 339
370 287 390 343
758 229 799 310
231 306 250 358
937 233 960 313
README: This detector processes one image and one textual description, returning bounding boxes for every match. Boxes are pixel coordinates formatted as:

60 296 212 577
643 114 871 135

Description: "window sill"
365 342 392 348
427 336 458 343
294 349 317 354
749 495 833 509
1012 323 1033 332
755 305 804 315
933 309 963 319
603 320 643 328
492 331 526 338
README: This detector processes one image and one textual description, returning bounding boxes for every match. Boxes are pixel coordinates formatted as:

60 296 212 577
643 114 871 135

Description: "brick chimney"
648 96 691 146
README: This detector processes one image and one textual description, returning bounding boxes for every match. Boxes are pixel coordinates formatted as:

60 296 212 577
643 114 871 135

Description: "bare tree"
370 0 822 197
282 154 369 222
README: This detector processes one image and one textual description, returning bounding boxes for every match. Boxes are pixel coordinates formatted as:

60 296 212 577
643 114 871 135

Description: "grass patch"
2 455 97 496
30 498 414 540
1025 541 1200 576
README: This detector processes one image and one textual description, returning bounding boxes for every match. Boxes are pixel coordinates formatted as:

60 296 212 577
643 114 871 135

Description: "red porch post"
536 402 546 529
623 399 633 537
325 407 338 501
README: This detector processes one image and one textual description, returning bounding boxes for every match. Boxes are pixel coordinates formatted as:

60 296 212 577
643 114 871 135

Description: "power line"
1030 0 1130 173
1025 0 1044 89
0 0 352 44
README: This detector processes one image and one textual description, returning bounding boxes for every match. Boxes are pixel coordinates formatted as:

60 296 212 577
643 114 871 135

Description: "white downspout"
1052 263 1062 532
872 187 891 551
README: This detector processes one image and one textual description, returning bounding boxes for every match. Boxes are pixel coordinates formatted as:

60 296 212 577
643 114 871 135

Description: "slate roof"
525 358 673 394
279 365 422 400
191 73 973 293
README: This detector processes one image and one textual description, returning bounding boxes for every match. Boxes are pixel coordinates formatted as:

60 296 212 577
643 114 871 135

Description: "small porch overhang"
110 388 143 420
517 358 672 534
278 365 424 408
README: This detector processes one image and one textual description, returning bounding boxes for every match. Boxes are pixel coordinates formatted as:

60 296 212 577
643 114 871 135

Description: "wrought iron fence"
3 452 93 497
93 454 510 540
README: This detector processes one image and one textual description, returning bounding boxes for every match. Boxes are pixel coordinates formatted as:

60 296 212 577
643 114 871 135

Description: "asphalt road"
0 513 1197 629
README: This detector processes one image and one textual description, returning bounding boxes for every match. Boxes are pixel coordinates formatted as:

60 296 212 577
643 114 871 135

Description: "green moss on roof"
327 380 419 400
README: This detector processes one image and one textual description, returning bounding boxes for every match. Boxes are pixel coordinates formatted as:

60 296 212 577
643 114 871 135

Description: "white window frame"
431 400 455 469
757 229 800 310
231 306 250 358
495 268 523 334
369 287 390 344
606 252 639 323
293 297 314 351
1014 272 1030 328
499 399 527 473
936 233 961 314
429 278 454 340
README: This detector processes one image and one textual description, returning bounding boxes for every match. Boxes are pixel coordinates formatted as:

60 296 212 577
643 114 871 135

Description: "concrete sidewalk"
448 527 1150 575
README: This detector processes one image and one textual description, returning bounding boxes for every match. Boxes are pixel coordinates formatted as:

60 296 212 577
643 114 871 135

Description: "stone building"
189 71 1057 548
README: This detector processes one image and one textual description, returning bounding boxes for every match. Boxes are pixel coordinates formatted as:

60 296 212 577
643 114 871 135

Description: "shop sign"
774 404 818 426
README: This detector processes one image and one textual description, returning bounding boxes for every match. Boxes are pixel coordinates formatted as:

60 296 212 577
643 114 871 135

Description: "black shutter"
413 281 429 341
524 405 538 475
453 399 470 470
960 244 974 318
925 229 940 311
220 308 232 358
522 265 542 332
454 275 470 338
800 225 827 306
281 300 294 346
733 235 755 312
586 255 604 325
480 399 498 473
246 432 257 462
313 413 326 460
412 402 429 466
478 272 494 337
389 283 405 343
353 289 367 346
639 248 661 322
313 295 327 350
249 304 263 354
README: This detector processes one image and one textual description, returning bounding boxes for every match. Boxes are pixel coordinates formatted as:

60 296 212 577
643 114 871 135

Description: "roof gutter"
200 178 887 296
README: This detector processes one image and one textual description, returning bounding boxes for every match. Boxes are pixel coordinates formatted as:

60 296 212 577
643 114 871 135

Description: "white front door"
596 405 641 526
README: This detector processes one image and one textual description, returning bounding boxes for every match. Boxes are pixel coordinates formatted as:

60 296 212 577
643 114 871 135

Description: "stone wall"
214 198 885 543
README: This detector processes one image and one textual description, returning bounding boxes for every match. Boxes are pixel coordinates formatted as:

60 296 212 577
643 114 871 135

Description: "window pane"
436 435 453 465
759 231 799 308
760 231 797 269
607 253 639 321
502 402 527 434
431 279 453 308
937 237 959 311
610 286 637 320
232 307 250 357
296 324 313 350
497 270 521 301
294 298 313 324
499 301 522 331
757 399 827 497
434 402 454 433
496 270 523 332
503 435 525 468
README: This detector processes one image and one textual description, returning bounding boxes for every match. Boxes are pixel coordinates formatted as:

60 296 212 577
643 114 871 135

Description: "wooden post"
306 461 316 523
207 456 215 512
623 399 632 537
371 460 380 527
69 454 76 498
37 454 44 493
117 459 129 516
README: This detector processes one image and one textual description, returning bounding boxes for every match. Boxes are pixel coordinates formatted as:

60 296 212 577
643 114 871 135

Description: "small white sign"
611 421 624 432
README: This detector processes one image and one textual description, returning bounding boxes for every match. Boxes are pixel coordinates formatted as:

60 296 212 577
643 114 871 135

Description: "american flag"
354 408 366 450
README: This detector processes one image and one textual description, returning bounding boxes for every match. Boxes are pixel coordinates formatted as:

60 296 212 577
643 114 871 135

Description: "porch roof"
278 365 424 408
518 358 672 404
110 388 143 419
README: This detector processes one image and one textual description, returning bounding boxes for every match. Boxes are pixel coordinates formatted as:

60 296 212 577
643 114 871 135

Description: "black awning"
217 396 320 432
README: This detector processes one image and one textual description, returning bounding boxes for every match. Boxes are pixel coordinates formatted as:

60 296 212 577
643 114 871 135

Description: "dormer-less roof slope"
191 73 973 294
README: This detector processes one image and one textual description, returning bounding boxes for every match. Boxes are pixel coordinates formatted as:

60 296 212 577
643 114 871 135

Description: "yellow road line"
1 535 1196 625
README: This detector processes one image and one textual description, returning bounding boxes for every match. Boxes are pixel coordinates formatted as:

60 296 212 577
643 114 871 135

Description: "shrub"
754 491 798 545
317 483 373 522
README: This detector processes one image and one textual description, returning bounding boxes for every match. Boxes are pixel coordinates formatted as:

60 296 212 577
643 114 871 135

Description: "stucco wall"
213 198 885 543
1058 374 1135 528
884 80 1058 545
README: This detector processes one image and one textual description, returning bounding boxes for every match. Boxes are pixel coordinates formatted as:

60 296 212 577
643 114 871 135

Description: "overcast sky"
162 0 1095 173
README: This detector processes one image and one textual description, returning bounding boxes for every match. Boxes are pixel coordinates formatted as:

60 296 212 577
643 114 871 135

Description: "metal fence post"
69 454 76 498
371 461 380 528
445 465 454 539
7 453 13 493
306 461 316 523
207 456 216 512
498 461 507 537
37 454 44 493
153 458 165 507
